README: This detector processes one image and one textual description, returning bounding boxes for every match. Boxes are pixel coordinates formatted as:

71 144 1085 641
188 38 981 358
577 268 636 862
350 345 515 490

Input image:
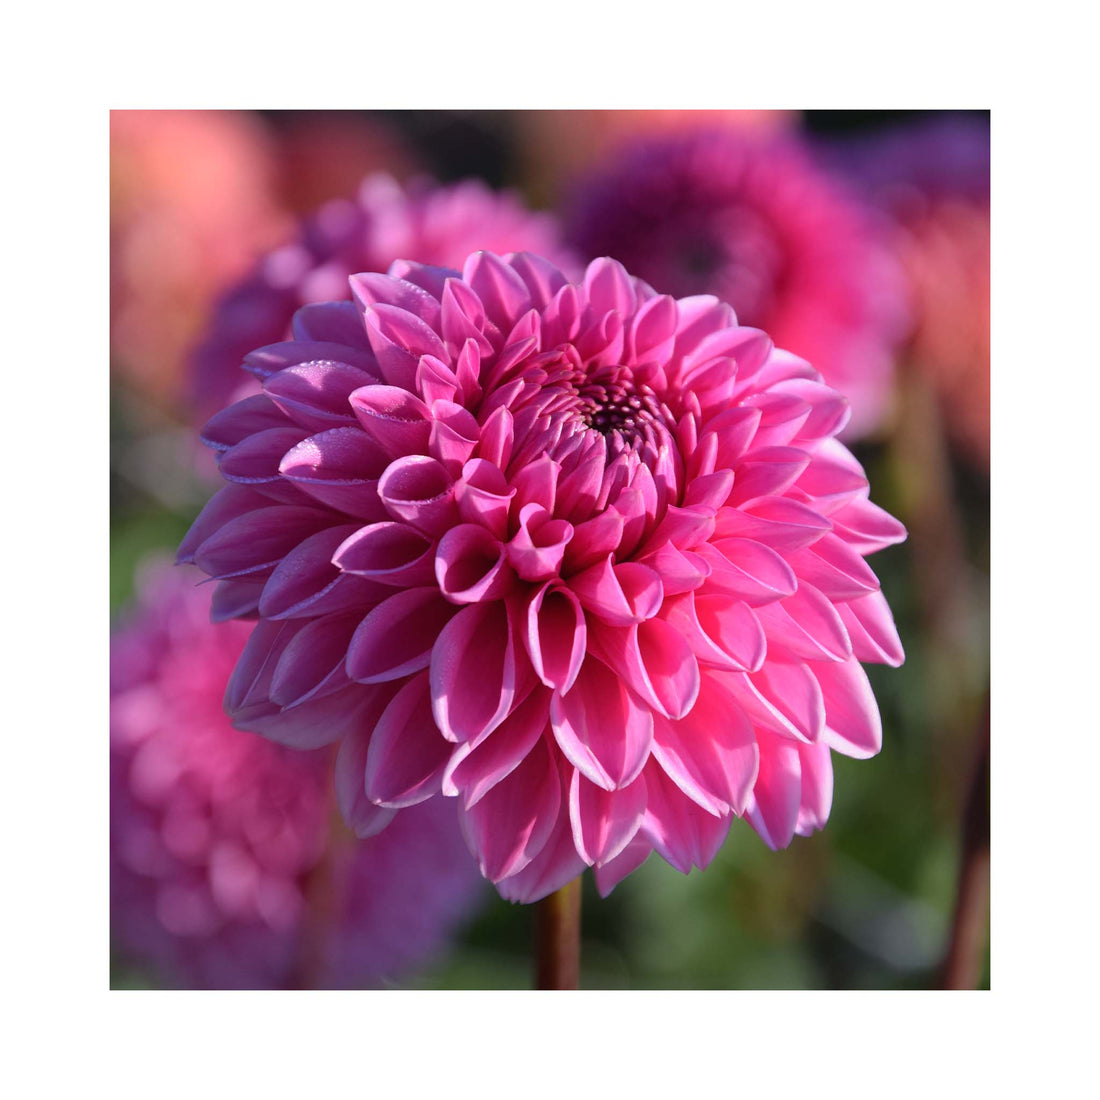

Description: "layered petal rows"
180 251 906 903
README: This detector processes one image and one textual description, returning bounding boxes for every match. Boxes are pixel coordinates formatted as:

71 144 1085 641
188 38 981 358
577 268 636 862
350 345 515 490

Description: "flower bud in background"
563 130 908 438
111 561 485 988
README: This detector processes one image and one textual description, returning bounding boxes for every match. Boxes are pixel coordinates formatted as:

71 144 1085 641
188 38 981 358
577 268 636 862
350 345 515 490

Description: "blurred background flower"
190 173 576 420
110 109 989 989
111 560 486 988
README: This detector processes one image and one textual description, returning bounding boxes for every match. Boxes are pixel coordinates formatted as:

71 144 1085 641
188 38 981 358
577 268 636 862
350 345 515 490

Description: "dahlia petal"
428 401 481 471
290 301 369 348
210 578 265 622
350 272 442 328
550 656 653 790
454 458 514 539
439 276 494 354
746 732 802 850
458 734 560 881
263 360 375 431
816 657 883 759
348 385 433 458
754 581 852 662
728 446 811 506
741 392 812 449
377 455 458 536
636 543 711 597
569 557 663 626
590 617 700 720
462 251 532 329
495 763 586 903
224 619 296 715
593 836 652 897
270 611 359 707
475 406 514 470
506 251 570 311
584 256 637 318
201 395 291 452
788 534 880 601
651 672 758 817
838 590 905 666
641 762 732 874
794 447 870 513
387 260 457 299
431 601 518 744
346 587 457 683
511 455 560 514
243 340 379 381
508 505 573 582
682 469 734 511
416 354 460 406
177 485 274 565
279 428 390 519
435 524 514 603
569 768 647 866
714 498 832 553
690 594 761 668
628 293 679 364
562 509 625 573
525 583 586 694
332 681 402 836
795 740 833 836
237 682 374 750
746 662 826 743
362 303 447 390
770 377 852 441
332 521 437 586
700 538 798 605
829 496 909 554
364 671 450 808
193 505 336 580
442 687 550 808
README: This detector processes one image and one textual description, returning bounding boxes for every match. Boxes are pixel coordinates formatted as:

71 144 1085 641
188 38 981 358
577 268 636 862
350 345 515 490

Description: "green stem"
535 878 581 989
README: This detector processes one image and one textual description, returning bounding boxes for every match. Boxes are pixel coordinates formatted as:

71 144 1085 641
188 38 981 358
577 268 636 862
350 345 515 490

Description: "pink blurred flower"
111 110 290 411
179 251 906 904
564 130 907 437
191 174 575 420
111 560 484 988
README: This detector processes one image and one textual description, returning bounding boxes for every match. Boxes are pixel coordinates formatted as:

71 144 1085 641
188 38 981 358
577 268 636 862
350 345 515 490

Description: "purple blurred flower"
191 174 575 420
111 560 485 988
563 130 907 437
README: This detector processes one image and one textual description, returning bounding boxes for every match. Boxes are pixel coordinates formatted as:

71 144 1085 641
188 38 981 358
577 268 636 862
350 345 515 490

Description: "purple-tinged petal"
346 588 457 683
364 671 450 808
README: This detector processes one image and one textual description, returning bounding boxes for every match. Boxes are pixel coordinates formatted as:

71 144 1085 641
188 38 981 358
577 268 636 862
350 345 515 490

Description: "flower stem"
535 878 581 989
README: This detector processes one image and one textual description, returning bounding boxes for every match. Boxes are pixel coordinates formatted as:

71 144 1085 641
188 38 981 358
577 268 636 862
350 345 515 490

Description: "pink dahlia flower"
563 130 907 437
111 560 484 988
191 174 574 420
179 251 906 904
